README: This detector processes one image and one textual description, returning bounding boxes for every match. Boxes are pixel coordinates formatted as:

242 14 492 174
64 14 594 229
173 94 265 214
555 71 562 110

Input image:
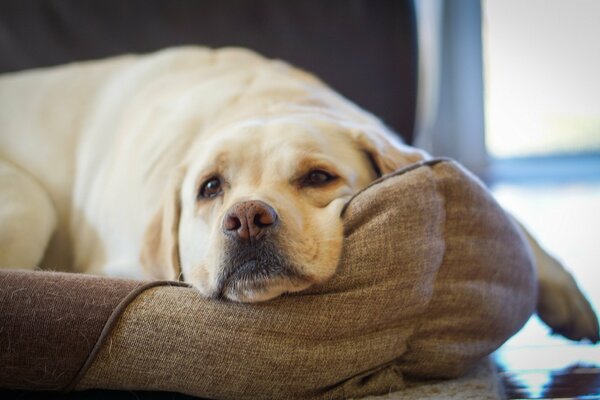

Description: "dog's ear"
352 128 427 177
140 167 186 281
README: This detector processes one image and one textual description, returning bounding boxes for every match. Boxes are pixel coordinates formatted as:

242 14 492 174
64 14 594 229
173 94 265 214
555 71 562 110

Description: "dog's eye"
199 176 223 199
302 170 337 187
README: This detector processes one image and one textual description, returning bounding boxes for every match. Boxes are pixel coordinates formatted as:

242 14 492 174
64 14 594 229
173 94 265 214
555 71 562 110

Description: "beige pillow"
0 159 536 399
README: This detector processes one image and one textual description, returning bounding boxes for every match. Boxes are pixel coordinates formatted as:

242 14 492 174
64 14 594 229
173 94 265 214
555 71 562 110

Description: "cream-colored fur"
0 47 597 340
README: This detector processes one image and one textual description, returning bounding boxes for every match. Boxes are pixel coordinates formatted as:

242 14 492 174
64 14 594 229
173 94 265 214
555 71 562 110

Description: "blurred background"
1 0 598 398
414 1 600 397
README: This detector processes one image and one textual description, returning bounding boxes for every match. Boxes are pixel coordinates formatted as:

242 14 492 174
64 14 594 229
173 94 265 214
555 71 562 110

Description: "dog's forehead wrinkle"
203 118 363 176
214 143 329 189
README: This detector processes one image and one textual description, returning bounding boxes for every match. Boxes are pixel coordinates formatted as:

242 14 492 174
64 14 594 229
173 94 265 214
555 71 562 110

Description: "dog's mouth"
214 239 311 302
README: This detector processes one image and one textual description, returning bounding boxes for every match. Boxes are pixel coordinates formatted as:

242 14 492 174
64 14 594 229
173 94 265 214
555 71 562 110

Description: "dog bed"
0 159 536 399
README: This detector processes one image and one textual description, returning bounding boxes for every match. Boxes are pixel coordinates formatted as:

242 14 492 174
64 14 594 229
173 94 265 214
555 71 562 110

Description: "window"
415 0 600 178
415 2 599 375
483 0 600 158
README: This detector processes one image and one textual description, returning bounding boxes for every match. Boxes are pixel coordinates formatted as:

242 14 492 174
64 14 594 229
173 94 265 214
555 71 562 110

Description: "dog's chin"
219 273 312 303
212 258 314 303
212 239 314 303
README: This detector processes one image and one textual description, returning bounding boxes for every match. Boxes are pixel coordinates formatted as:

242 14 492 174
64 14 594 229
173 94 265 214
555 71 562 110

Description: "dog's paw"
536 257 599 343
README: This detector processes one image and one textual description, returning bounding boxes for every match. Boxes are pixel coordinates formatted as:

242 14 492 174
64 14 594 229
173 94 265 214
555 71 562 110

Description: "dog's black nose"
223 200 278 240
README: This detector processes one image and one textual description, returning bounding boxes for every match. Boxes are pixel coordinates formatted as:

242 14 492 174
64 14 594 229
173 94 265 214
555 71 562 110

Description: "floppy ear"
352 128 428 176
140 168 186 281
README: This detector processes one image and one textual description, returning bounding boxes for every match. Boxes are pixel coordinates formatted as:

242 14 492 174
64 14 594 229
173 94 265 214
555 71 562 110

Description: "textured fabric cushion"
0 159 537 399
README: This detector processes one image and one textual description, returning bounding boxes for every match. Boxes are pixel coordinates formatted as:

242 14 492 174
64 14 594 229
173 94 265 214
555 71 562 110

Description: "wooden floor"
491 182 600 399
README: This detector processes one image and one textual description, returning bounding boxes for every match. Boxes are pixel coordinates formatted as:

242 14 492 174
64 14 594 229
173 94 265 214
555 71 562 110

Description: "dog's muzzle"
215 200 304 301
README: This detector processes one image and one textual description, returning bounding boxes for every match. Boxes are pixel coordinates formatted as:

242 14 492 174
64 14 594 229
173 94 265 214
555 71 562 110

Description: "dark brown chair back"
0 0 417 142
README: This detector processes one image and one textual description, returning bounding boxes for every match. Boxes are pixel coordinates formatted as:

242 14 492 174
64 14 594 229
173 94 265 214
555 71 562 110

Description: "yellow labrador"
0 47 597 341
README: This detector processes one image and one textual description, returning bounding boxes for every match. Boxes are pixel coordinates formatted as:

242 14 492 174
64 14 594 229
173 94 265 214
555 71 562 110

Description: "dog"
0 47 598 342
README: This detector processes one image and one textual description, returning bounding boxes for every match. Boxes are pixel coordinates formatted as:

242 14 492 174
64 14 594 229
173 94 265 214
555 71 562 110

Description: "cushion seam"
64 280 191 391
340 157 454 217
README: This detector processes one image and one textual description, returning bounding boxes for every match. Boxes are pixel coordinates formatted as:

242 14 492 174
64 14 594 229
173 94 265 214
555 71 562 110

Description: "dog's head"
141 114 423 302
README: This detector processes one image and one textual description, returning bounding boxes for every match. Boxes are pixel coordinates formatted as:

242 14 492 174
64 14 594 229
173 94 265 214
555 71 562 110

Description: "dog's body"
0 47 597 339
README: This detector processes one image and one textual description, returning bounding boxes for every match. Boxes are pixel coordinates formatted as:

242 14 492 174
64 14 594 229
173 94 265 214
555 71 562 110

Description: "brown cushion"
0 159 536 399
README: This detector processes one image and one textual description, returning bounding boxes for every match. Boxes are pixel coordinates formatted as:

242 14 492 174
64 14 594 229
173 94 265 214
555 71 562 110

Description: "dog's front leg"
511 216 599 342
0 158 57 269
